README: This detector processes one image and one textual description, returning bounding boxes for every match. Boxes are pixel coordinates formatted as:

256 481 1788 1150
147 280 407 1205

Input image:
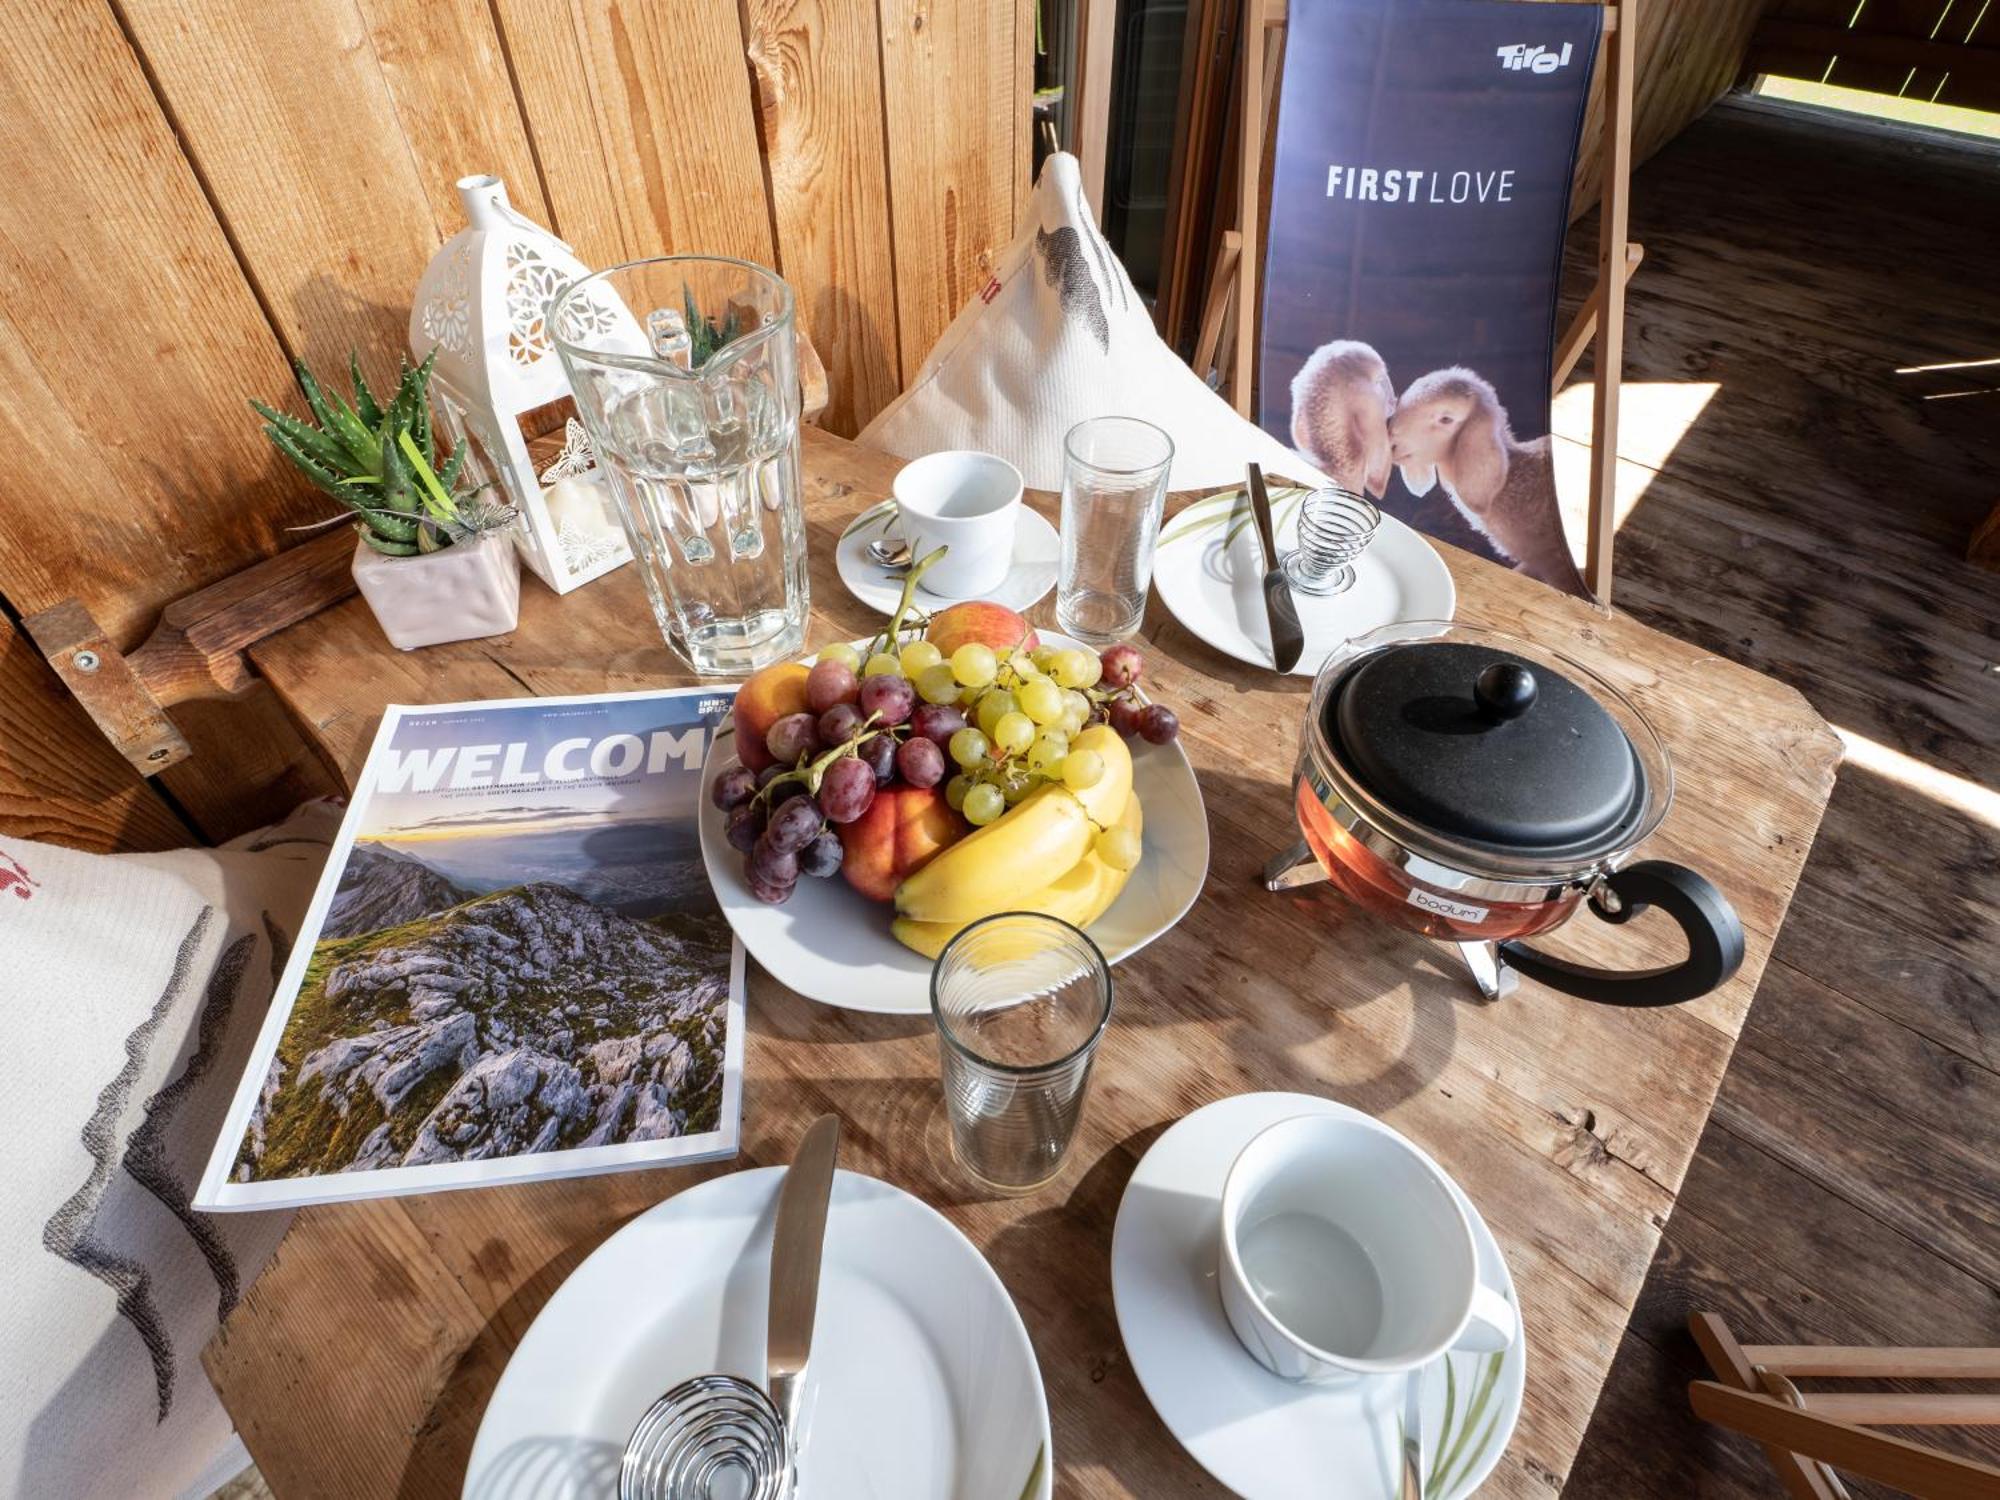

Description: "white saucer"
465 1167 1053 1500
1111 1092 1525 1500
1153 488 1457 676
837 501 1061 615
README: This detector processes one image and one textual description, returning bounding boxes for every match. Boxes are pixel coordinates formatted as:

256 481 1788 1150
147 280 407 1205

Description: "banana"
893 791 1144 959
892 783 1092 925
891 725 1134 928
1066 723 1133 826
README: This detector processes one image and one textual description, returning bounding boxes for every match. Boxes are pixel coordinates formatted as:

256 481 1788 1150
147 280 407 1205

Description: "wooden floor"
1552 97 2000 1495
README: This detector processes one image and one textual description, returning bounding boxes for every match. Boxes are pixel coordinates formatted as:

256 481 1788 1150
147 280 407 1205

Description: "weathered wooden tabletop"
209 426 1841 1497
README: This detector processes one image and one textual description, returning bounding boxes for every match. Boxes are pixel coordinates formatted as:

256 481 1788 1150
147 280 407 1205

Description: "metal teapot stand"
1262 840 1518 1002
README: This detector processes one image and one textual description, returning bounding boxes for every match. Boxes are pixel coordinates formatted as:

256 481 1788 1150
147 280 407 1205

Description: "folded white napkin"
860 153 1324 493
0 806 337 1500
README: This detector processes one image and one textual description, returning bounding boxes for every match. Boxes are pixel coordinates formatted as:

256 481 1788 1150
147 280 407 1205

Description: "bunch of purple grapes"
711 765 847 904
1095 642 1180 745
710 647 962 905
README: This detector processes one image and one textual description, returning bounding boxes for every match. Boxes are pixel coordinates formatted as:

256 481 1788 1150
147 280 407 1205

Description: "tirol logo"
1496 42 1574 73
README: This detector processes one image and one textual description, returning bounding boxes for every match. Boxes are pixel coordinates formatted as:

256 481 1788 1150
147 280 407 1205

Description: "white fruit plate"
697 632 1211 1014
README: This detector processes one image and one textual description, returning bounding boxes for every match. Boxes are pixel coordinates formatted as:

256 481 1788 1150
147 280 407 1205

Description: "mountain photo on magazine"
231 693 736 1189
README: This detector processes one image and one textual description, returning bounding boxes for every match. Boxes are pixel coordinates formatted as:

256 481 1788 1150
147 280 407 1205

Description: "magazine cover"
195 688 742 1211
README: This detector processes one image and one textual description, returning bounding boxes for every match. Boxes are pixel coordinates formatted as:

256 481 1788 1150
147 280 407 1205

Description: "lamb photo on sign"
1257 0 1602 600
1292 343 1587 595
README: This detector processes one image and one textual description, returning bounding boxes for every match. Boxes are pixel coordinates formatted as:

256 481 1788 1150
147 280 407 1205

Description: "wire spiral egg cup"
1281 487 1382 597
620 1374 792 1500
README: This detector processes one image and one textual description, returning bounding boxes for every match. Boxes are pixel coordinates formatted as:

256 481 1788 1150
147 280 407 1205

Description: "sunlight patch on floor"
1549 380 1721 543
1551 379 1721 470
1833 725 2000 830
1755 76 2000 142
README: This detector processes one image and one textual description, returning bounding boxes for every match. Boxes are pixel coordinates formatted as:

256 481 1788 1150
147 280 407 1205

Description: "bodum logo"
1495 42 1574 73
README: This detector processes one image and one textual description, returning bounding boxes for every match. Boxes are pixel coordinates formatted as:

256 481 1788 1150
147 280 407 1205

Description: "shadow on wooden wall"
0 0 1034 848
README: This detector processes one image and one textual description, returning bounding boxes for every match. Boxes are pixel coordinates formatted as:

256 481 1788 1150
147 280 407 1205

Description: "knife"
1247 463 1305 672
768 1114 840 1462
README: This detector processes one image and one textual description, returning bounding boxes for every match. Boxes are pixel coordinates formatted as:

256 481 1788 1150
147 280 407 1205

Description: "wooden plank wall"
0 0 1033 851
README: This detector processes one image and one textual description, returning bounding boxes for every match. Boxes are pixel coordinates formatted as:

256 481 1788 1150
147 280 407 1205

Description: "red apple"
926 601 1039 659
732 661 812 772
842 785 964 902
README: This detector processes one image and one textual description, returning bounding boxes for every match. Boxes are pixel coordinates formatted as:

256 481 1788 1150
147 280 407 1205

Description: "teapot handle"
1498 860 1745 1008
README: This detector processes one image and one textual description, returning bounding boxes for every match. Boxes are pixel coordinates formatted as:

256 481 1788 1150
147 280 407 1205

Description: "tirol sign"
1258 0 1601 599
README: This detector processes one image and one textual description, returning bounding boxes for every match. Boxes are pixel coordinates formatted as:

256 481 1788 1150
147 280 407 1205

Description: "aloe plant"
253 349 514 556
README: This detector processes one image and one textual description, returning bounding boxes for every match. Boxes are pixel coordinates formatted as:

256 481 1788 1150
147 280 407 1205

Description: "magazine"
196 688 742 1211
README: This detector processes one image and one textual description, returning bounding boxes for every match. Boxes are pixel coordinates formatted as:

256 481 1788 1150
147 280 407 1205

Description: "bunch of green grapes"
911 640 1133 827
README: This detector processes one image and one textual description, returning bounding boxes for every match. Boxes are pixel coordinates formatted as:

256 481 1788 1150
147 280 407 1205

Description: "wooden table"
207 427 1841 1497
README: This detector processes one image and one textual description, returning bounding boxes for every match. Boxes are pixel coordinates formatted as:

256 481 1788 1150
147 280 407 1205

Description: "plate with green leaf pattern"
1153 486 1455 676
1112 1091 1524 1499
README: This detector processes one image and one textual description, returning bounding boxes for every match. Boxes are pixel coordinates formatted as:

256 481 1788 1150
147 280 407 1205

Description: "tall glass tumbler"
932 913 1113 1192
553 257 809 675
1057 416 1175 644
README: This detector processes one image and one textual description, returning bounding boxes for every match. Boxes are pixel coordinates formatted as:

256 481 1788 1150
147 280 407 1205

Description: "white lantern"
409 174 630 594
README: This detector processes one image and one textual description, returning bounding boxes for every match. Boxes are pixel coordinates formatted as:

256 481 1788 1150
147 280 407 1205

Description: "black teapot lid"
1327 641 1649 857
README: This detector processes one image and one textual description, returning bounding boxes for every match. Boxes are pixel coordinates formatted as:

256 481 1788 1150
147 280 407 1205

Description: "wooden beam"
1193 230 1243 385
1794 1393 2000 1425
20 529 360 781
1744 1346 2000 1380
1749 20 2000 89
22 601 191 776
1075 0 1117 219
0 614 190 854
1159 0 1235 346
1554 242 1645 392
1691 1383 2000 1499
1585 0 1634 606
1690 1314 1844 1500
1232 0 1266 419
127 530 358 705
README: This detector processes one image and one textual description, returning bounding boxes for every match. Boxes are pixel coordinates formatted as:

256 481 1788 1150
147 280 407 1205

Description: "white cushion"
859 152 1323 493
0 805 337 1500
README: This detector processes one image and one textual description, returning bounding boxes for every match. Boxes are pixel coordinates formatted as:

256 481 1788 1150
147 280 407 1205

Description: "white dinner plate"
836 501 1061 616
1112 1092 1525 1500
1153 487 1456 677
698 633 1210 1014
464 1167 1053 1500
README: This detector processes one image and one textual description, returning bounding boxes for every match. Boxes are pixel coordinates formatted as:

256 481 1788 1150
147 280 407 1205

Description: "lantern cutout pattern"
409 174 630 594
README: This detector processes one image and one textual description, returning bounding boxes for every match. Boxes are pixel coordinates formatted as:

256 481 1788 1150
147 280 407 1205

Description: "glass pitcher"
552 256 809 675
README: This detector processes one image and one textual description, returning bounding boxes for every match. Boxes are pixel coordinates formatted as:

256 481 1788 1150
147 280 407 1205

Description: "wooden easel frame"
1201 0 1640 605
1691 1312 2000 1499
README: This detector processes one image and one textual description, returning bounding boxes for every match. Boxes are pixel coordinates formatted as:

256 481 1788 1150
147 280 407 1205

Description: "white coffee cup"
1218 1113 1518 1383
891 450 1023 599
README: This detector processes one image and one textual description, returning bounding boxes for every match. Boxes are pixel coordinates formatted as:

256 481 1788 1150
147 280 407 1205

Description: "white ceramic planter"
351 533 522 651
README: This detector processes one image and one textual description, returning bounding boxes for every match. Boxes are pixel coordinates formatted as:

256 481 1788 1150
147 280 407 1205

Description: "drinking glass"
931 913 1113 1192
552 256 809 675
1057 416 1174 644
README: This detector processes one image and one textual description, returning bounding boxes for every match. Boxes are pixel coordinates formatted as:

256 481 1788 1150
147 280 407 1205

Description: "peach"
842 785 964 902
732 660 811 772
925 601 1039 659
